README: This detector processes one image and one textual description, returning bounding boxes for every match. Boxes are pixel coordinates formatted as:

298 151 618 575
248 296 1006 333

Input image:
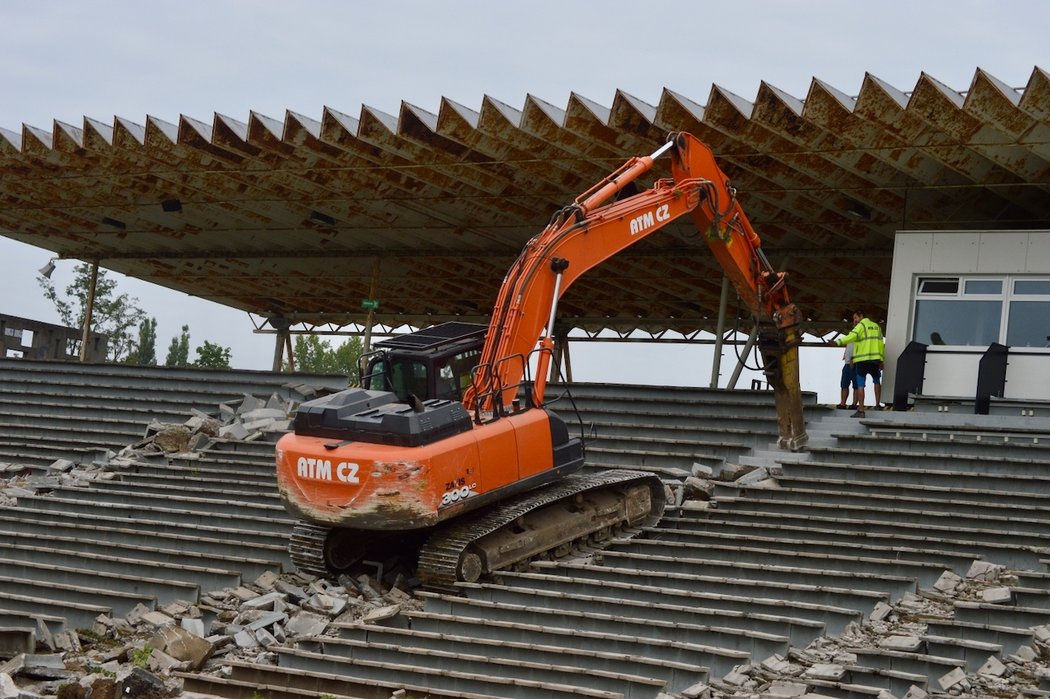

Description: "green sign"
361 298 380 310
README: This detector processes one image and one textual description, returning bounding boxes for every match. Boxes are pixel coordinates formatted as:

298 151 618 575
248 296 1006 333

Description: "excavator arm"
469 132 807 450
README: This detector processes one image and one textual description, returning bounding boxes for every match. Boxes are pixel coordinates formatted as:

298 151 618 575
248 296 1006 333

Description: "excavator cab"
359 322 486 403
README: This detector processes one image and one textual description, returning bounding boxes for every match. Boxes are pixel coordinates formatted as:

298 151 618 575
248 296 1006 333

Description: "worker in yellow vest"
834 310 885 417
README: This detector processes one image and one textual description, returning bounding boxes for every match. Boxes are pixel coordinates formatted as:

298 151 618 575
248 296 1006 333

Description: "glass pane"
913 299 1002 346
964 280 1002 295
1014 280 1050 295
918 278 959 294
1007 301 1050 347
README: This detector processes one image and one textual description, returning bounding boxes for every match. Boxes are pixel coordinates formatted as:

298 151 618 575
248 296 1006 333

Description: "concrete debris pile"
680 560 1050 699
0 568 421 699
0 389 317 505
133 390 303 456
664 460 775 510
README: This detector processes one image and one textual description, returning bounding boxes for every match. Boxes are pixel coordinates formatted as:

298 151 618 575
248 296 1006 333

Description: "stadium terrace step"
612 536 960 588
710 494 1050 538
494 569 854 637
646 522 982 570
684 509 1050 570
450 582 791 661
14 492 294 534
180 657 557 699
589 549 917 598
0 574 152 620
276 645 629 699
416 590 751 679
773 460 1050 497
401 607 717 674
532 559 886 617
0 525 280 580
921 634 1004 672
0 509 291 567
0 558 197 608
0 539 241 592
0 592 110 632
330 621 710 694
924 619 1035 656
296 635 668 698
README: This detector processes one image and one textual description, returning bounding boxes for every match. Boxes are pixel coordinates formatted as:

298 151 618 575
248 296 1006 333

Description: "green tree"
165 325 191 367
290 335 362 375
126 317 158 366
38 262 145 362
192 340 232 369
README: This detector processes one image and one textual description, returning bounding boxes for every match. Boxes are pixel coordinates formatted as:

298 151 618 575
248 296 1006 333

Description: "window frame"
912 274 1050 350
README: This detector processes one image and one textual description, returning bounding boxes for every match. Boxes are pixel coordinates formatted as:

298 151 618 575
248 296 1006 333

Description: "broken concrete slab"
937 666 966 690
150 625 213 671
284 611 329 637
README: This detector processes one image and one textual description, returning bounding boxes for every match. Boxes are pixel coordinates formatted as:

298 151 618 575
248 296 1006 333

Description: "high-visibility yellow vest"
836 317 885 363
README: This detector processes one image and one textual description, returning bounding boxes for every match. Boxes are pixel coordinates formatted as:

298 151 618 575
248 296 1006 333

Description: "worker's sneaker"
850 410 866 418
836 404 848 409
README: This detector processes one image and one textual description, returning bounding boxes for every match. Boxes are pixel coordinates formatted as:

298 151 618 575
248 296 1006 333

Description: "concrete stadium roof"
2 67 1048 338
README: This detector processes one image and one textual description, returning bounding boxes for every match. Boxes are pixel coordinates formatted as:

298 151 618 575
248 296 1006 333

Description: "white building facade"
884 230 1050 405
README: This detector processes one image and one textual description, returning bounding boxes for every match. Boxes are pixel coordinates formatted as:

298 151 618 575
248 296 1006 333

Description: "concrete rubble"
5 398 1050 698
698 558 1050 699
0 390 303 503
0 566 422 698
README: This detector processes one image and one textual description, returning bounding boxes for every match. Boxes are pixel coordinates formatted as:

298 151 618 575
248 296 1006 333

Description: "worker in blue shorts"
833 310 885 418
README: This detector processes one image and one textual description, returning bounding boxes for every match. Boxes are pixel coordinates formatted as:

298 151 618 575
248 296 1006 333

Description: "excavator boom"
469 132 806 449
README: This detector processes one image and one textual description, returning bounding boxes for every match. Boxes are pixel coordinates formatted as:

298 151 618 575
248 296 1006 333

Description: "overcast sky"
1 0 1046 402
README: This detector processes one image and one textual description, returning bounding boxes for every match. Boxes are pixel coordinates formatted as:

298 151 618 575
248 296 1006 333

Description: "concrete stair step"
532 559 886 614
416 590 751 678
277 645 627 699
453 581 791 661
591 548 918 597
296 635 668 698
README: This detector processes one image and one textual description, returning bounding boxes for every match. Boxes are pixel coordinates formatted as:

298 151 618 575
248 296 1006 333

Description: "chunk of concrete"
937 667 966 690
361 605 400 624
0 673 18 699
978 655 1007 677
869 601 893 622
284 611 329 637
241 591 287 610
879 635 921 652
980 586 1012 604
802 663 845 681
139 611 175 628
765 680 808 697
966 560 1001 582
150 625 214 671
219 421 250 440
933 570 962 594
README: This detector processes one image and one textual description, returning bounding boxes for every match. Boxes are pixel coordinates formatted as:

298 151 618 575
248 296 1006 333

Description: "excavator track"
416 469 665 590
288 521 332 579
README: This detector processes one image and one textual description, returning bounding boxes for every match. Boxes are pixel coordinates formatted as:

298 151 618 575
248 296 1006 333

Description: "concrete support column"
710 274 730 388
79 261 99 362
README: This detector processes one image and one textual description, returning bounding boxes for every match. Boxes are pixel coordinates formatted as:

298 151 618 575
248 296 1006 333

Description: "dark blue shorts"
840 364 856 389
853 360 882 389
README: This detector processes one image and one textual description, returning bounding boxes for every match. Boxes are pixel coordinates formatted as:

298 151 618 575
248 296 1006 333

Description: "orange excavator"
275 132 807 587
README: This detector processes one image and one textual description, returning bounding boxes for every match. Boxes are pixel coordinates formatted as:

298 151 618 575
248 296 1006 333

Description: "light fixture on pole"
37 258 56 279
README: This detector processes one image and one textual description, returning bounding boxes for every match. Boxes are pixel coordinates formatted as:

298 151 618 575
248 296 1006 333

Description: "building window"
913 275 1050 349
1006 279 1050 348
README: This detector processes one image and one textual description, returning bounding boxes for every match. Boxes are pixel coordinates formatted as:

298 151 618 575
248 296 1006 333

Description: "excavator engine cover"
293 388 473 447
